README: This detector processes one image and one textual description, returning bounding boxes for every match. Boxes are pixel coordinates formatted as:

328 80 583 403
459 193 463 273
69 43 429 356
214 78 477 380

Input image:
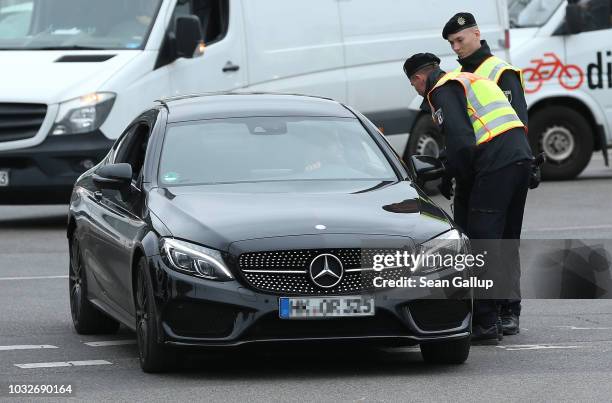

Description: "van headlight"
414 229 470 274
160 238 234 281
52 92 115 135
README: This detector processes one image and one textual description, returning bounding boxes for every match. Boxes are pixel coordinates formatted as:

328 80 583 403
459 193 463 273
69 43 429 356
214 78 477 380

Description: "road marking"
524 224 612 232
0 275 68 281
497 344 581 351
15 360 112 369
0 345 58 351
84 340 136 347
555 326 612 330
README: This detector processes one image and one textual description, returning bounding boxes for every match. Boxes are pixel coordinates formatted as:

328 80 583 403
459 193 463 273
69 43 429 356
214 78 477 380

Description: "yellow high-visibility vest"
427 71 525 145
454 55 524 89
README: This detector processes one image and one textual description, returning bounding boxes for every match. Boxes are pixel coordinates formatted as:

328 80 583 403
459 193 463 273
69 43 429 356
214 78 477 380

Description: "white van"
0 0 509 204
508 0 611 179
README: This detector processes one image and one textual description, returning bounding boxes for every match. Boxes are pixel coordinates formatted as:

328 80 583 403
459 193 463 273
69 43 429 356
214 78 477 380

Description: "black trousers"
454 161 530 326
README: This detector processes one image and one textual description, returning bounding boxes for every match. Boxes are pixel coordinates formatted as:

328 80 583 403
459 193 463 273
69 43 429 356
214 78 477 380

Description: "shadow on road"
0 214 67 229
116 342 460 377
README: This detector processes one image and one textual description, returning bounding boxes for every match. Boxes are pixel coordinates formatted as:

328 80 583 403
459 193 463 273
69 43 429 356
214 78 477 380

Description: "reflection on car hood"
147 180 453 252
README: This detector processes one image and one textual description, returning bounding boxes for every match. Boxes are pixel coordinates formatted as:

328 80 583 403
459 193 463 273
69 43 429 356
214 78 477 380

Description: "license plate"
0 170 8 187
279 296 375 319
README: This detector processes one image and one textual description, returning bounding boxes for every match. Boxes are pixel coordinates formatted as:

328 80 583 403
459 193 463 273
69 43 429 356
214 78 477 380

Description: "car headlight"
52 92 115 135
414 229 470 274
160 238 234 281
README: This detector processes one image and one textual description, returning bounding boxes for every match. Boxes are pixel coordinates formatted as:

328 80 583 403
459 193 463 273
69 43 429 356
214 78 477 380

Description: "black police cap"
403 53 441 78
442 12 477 39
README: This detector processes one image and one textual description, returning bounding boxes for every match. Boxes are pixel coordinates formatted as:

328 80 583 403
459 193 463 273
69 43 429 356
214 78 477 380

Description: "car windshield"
508 0 565 28
159 116 398 186
0 0 161 49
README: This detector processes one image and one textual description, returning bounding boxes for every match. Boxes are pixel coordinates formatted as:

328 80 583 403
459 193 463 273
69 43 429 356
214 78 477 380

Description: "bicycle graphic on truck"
523 52 584 93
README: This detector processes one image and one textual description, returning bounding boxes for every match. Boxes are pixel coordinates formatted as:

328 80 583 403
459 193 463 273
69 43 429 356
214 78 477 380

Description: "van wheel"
529 106 593 180
420 337 470 364
69 235 120 335
405 115 443 160
135 257 176 373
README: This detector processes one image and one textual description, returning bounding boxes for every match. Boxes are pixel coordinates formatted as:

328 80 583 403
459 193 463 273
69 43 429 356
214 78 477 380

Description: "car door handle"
94 191 103 201
222 61 240 73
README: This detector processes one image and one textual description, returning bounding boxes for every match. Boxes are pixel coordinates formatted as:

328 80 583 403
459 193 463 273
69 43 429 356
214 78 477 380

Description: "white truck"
0 0 509 204
509 0 611 179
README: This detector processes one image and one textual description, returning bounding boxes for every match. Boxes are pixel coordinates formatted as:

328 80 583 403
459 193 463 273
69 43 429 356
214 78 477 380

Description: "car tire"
135 257 176 373
529 106 593 180
420 337 471 365
405 115 444 194
69 235 120 335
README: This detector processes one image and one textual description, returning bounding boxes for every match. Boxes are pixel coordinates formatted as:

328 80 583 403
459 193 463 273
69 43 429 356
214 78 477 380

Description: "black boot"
496 316 504 340
471 324 499 345
501 314 520 335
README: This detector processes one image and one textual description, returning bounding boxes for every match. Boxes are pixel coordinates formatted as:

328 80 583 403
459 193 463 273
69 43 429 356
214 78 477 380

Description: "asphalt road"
0 155 611 401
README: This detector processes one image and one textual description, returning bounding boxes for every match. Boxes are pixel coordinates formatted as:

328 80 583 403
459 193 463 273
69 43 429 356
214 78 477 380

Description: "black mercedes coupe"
67 93 473 372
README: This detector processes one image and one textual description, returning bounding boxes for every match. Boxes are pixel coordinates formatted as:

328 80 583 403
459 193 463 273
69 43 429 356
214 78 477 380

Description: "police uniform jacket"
457 40 528 126
425 67 533 184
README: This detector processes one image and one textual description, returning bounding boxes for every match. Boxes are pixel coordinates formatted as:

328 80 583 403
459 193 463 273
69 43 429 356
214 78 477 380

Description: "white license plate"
0 170 8 187
279 296 375 319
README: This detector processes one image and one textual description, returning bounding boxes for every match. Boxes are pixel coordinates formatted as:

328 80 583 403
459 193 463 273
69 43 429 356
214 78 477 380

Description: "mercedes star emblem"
309 254 344 288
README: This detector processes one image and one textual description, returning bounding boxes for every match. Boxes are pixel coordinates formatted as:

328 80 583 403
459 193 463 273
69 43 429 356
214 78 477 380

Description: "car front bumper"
0 131 114 204
147 255 473 348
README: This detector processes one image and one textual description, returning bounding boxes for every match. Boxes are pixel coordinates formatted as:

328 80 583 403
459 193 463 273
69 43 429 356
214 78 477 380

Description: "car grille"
238 248 412 295
0 103 47 142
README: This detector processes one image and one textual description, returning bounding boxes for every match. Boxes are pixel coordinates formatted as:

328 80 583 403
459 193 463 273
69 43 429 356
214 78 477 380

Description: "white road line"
555 326 612 330
523 224 612 232
84 340 136 347
15 360 112 369
497 344 581 351
0 275 68 281
0 345 58 351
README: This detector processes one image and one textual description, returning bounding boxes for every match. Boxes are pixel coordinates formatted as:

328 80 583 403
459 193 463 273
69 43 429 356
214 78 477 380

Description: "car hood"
147 180 453 252
0 50 140 104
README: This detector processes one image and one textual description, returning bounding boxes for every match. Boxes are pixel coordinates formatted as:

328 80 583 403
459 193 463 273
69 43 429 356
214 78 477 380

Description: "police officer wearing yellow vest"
443 12 530 337
403 53 533 343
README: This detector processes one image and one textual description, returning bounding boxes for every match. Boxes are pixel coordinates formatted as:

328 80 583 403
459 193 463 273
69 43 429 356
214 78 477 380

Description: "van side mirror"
409 155 445 187
565 3 584 34
175 15 204 59
93 163 132 190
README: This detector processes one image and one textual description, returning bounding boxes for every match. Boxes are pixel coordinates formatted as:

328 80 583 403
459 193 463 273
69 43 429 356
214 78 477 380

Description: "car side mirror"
175 15 204 59
93 163 133 190
410 155 445 186
565 3 584 34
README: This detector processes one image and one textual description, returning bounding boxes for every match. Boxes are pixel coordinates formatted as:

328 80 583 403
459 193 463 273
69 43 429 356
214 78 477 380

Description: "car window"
114 122 150 182
0 0 162 50
573 0 612 32
158 116 397 186
170 0 228 44
0 0 33 39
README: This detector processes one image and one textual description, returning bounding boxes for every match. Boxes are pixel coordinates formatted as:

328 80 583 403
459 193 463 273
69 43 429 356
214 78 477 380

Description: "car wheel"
69 235 120 335
405 115 444 194
420 337 470 365
529 106 593 180
135 257 176 373
405 114 443 160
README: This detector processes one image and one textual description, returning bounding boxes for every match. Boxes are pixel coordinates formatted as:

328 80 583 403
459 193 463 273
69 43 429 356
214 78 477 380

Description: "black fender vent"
55 55 116 63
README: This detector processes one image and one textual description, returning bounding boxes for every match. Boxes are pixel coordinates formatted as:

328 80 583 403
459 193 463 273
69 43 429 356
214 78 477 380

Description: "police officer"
443 12 530 336
403 53 533 343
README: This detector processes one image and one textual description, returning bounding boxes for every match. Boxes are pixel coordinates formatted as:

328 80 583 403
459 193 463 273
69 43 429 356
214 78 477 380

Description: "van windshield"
508 0 565 28
0 0 161 50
